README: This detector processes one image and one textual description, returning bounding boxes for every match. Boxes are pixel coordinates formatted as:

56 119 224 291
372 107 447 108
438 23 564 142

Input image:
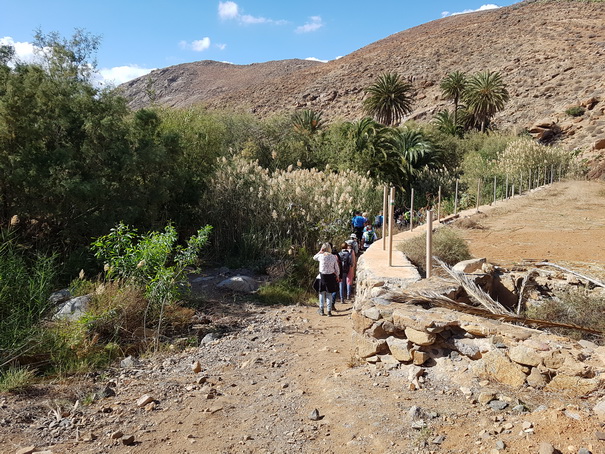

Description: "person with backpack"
312 242 340 316
362 224 378 251
351 211 367 241
338 242 353 303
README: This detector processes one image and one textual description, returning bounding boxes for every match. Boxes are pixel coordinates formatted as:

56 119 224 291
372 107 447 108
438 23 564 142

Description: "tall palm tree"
433 110 464 138
363 73 413 127
463 71 510 132
440 71 467 126
386 128 440 191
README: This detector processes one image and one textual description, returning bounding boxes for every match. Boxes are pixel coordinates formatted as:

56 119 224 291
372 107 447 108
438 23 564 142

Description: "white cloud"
97 65 154 87
295 16 323 34
179 37 212 52
442 4 500 17
305 57 328 63
216 43 227 51
218 1 239 20
1 36 38 63
192 37 211 51
218 1 285 25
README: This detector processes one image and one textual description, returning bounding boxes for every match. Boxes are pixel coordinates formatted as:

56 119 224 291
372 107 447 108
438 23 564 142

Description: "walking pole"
426 209 433 279
388 187 395 267
454 179 459 215
382 185 388 251
409 188 415 232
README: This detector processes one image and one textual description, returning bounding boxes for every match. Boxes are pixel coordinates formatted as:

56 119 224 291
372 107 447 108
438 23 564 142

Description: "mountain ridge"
119 1 605 157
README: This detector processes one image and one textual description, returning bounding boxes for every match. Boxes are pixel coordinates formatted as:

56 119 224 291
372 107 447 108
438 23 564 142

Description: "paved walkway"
360 187 547 280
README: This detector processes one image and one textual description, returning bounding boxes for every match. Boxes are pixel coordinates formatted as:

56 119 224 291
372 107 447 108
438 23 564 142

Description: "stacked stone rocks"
352 293 605 396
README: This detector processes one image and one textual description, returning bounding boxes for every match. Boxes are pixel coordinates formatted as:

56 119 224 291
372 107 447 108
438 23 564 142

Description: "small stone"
82 432 98 441
120 355 139 368
496 440 506 450
522 421 533 430
15 447 36 454
596 431 605 441
122 435 135 446
309 409 320 421
538 443 555 454
136 394 154 407
577 449 591 454
408 405 422 419
191 360 202 374
411 420 427 429
512 404 527 413
99 386 116 398
197 375 208 385
488 400 508 411
478 391 495 405
432 435 445 444
110 430 124 439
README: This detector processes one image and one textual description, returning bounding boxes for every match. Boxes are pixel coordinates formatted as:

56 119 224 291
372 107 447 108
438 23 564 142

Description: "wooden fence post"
454 179 459 215
409 188 415 232
437 186 441 222
476 179 481 213
388 187 395 267
382 185 388 250
426 210 433 278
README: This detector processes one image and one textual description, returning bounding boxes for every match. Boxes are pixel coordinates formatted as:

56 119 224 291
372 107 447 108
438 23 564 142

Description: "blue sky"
1 1 516 86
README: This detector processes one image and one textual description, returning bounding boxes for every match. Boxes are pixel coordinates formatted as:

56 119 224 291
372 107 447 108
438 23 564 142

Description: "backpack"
364 231 376 245
338 250 351 275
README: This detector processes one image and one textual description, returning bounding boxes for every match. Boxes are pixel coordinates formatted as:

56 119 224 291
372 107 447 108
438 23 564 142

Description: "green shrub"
565 106 585 117
0 230 57 363
0 366 36 393
257 280 306 306
524 289 605 343
398 227 472 276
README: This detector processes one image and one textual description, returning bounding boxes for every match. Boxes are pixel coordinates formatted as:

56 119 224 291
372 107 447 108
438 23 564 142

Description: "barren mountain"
120 0 605 156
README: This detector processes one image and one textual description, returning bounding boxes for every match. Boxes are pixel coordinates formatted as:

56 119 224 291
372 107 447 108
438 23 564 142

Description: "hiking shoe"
317 309 324 316
327 311 333 317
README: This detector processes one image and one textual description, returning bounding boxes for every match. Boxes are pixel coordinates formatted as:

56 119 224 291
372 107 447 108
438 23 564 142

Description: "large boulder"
53 295 92 320
217 275 259 293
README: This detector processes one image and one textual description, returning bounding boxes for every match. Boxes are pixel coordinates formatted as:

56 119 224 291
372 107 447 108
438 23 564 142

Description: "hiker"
330 243 341 311
338 242 354 302
312 242 340 316
362 224 378 251
346 233 359 256
374 211 384 229
351 211 367 241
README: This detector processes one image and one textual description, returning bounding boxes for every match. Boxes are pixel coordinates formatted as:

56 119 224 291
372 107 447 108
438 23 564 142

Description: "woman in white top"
312 242 340 316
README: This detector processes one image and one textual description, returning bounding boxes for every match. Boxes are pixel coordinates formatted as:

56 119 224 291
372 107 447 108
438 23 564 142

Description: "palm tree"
291 109 324 136
386 127 440 191
463 71 509 132
363 73 413 127
433 110 464 138
440 71 467 126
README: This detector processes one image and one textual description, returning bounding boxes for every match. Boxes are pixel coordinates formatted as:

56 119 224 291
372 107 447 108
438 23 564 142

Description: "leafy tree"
463 71 509 132
363 72 413 127
440 71 467 126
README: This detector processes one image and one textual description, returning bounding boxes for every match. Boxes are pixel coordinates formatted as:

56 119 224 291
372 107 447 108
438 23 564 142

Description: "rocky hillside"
120 0 605 155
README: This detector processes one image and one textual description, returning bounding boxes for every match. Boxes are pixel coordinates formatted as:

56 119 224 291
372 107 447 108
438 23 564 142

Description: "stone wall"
352 256 605 397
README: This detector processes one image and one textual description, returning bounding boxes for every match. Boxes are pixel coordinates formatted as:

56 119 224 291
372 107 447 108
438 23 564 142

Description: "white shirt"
313 252 339 275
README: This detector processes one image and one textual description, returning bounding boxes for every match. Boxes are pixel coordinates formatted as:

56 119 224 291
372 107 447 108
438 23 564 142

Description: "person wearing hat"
345 233 359 256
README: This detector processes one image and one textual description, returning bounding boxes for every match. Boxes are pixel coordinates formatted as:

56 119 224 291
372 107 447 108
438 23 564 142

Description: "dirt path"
2 180 605 454
458 180 605 279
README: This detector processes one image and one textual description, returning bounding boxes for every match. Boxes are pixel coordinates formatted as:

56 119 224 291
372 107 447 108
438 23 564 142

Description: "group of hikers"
312 211 381 316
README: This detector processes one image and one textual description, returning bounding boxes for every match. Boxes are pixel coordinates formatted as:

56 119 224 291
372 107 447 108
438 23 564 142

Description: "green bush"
565 106 585 117
0 366 36 393
257 280 306 306
0 230 57 364
524 289 605 343
398 227 472 276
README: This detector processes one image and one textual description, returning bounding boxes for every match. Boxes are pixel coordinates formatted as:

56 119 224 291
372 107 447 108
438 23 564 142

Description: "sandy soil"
2 180 605 454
